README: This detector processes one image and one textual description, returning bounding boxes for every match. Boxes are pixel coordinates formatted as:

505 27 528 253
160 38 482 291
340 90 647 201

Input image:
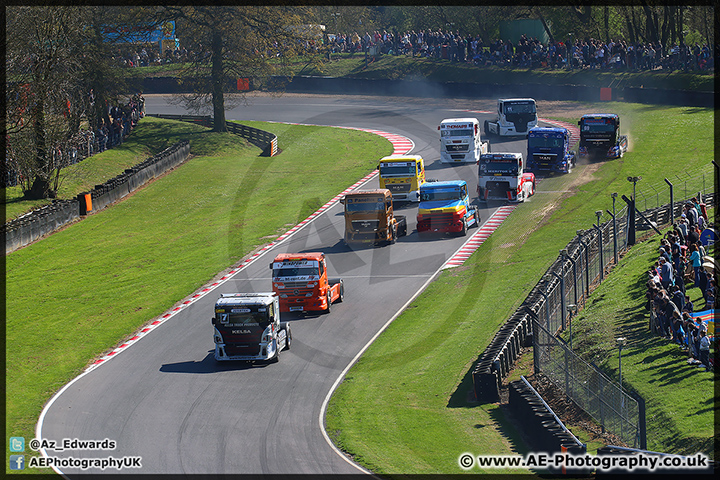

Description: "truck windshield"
505 102 536 114
379 163 415 176
217 311 270 327
346 201 384 212
528 136 564 148
581 122 615 132
273 266 319 277
442 128 473 137
420 189 461 202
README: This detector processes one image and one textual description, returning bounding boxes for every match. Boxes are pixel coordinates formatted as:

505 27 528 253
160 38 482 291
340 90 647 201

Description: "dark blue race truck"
578 113 628 159
526 127 577 174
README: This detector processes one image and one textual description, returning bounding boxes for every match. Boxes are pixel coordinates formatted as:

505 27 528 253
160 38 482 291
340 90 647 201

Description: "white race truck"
477 152 536 203
211 293 291 363
484 98 538 137
438 117 490 163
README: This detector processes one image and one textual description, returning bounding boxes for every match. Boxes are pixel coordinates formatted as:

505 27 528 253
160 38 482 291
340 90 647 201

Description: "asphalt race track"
38 94 539 475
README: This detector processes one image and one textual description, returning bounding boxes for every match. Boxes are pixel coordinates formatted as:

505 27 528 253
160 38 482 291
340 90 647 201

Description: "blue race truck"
578 113 628 159
416 180 480 236
526 127 577 174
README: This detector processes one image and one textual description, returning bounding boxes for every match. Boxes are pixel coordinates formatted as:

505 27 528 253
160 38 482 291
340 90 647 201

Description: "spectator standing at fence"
659 256 674 290
685 202 699 227
687 243 702 288
698 330 710 371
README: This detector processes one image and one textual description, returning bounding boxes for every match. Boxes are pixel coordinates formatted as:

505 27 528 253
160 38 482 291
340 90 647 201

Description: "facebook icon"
10 455 25 470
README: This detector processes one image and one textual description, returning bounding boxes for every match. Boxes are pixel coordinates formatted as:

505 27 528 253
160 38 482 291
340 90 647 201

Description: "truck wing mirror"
340 196 345 205
211 317 216 325
269 263 273 270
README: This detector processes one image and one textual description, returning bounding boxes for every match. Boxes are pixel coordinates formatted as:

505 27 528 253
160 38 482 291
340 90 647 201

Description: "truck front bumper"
417 216 465 233
214 341 277 361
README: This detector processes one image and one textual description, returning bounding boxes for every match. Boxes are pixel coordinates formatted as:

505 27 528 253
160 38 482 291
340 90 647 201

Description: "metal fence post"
664 179 674 224
576 230 590 298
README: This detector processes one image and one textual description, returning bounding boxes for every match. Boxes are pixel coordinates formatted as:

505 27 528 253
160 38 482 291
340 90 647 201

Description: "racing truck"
417 180 480 236
377 154 426 202
484 98 538 137
438 117 490 163
526 126 577 174
477 152 536 202
270 252 344 314
578 113 628 159
341 189 407 245
211 293 291 363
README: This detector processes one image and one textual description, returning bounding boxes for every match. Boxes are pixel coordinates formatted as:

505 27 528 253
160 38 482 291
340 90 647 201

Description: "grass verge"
5 117 392 475
324 102 715 474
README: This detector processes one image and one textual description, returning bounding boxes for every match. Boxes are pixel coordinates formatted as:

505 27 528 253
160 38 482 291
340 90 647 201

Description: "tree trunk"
25 94 52 199
211 27 227 133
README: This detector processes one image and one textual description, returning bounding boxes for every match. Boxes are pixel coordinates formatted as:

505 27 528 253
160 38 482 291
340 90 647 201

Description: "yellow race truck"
377 154 426 203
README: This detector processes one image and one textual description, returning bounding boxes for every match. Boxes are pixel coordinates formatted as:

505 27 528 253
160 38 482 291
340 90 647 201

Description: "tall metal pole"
611 193 618 264
664 179 674 224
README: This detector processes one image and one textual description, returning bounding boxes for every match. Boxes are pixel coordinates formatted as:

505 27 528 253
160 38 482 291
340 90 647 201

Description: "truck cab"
341 189 407 245
578 113 628 159
211 293 291 363
438 117 490 163
477 152 536 202
270 252 344 314
527 127 577 174
417 180 480 236
484 98 538 137
377 154 426 203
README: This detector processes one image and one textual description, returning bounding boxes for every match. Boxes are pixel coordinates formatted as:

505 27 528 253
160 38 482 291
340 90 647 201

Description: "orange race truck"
270 252 344 314
340 189 407 245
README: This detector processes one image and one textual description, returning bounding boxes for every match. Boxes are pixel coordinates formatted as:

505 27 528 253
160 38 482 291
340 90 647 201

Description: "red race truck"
270 252 344 314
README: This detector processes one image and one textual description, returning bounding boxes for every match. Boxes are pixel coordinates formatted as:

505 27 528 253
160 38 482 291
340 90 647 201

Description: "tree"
6 6 88 199
5 6 139 199
161 6 314 133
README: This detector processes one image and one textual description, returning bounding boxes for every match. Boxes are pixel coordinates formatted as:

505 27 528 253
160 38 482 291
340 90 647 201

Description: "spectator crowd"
325 29 714 73
4 94 145 188
645 197 716 372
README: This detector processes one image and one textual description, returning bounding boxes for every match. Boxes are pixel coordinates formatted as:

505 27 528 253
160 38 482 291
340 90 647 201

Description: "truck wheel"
459 219 467 236
269 345 280 363
473 210 480 228
390 224 397 244
484 120 490 136
396 216 407 237
324 290 332 314
282 324 292 351
477 187 486 202
336 279 344 303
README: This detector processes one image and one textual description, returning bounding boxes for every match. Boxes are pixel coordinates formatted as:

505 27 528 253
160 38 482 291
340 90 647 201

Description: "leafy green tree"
161 6 315 133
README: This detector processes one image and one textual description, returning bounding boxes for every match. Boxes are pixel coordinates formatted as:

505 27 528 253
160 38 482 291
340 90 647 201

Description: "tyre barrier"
4 198 80 254
5 142 190 254
508 379 588 475
78 142 190 215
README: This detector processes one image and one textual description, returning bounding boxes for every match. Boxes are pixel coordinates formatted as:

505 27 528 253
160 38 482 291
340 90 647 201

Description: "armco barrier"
147 114 279 157
140 75 713 108
5 142 190 254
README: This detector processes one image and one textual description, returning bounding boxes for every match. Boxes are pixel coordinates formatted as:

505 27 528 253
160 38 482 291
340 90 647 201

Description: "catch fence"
473 163 716 450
